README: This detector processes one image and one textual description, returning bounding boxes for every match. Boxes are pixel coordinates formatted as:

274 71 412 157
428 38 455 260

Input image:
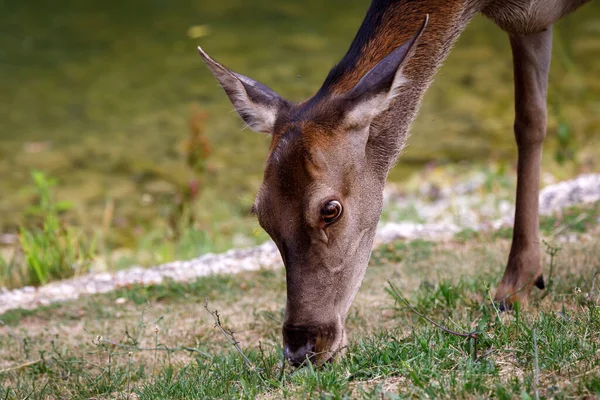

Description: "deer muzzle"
282 316 347 366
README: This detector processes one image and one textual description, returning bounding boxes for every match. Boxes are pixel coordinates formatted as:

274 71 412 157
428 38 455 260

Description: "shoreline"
1 173 598 315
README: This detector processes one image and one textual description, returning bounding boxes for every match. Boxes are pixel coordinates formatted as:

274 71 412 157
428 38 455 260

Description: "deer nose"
282 327 317 367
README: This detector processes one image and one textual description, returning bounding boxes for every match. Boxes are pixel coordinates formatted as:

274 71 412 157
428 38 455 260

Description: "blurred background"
0 0 598 289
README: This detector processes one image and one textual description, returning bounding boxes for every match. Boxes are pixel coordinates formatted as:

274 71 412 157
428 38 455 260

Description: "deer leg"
494 27 552 309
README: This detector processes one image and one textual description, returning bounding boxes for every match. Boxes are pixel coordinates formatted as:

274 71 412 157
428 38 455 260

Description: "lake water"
1 0 599 248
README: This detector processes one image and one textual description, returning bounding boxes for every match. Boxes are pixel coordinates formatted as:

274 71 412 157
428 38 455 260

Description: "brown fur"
331 1 475 93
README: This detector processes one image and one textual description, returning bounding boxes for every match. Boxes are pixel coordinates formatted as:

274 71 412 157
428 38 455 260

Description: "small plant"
132 106 218 265
168 105 212 237
8 171 96 287
542 240 562 295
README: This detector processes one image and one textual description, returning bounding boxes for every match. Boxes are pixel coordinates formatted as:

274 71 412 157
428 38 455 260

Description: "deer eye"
320 200 343 224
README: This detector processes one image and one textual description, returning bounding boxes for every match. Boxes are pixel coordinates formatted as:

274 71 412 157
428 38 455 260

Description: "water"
1 0 599 242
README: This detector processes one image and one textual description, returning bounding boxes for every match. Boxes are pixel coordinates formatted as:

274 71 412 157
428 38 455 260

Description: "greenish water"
1 0 599 247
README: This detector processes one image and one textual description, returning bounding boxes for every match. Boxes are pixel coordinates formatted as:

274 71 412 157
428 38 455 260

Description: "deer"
198 0 591 366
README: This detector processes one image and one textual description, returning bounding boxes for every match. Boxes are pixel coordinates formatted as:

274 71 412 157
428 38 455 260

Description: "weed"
0 171 96 288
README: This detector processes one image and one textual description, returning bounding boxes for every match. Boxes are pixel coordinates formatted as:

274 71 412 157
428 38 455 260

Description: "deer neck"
325 0 481 92
319 0 482 174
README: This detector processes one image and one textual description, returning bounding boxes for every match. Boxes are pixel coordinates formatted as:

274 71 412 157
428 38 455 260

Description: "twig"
0 359 42 375
388 283 477 339
387 282 479 361
532 328 540 400
204 300 256 370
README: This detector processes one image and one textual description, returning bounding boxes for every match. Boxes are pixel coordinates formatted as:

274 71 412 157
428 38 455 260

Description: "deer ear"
198 47 288 134
343 15 428 126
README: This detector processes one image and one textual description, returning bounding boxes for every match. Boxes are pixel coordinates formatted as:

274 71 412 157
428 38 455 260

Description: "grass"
0 171 96 288
540 202 600 237
1 204 598 399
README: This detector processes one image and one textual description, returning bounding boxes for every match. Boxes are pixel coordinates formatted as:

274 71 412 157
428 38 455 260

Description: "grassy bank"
1 204 598 399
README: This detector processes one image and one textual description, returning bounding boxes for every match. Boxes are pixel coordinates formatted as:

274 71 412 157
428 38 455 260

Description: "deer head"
198 18 427 366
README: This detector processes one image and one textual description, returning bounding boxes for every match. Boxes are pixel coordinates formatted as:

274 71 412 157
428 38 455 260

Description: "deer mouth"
282 317 347 367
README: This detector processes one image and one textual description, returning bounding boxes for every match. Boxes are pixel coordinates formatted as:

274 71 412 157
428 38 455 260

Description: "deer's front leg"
494 28 553 309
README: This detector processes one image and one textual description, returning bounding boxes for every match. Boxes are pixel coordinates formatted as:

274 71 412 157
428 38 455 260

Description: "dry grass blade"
0 359 42 375
387 281 479 360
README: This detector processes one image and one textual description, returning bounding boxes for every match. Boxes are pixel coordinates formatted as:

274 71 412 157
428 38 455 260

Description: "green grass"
0 171 96 288
370 239 436 267
540 202 600 236
1 208 598 399
135 305 600 399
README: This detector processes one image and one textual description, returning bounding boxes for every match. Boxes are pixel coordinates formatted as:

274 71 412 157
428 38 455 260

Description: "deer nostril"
282 327 317 367
283 341 316 367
